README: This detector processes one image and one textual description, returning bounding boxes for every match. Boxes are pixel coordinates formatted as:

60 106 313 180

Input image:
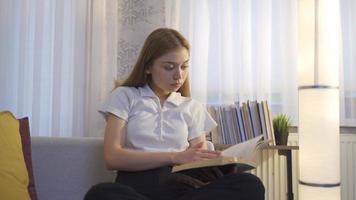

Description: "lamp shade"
298 89 340 199
298 0 341 199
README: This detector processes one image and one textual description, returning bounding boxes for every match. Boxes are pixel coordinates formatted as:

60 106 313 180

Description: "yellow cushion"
0 111 30 200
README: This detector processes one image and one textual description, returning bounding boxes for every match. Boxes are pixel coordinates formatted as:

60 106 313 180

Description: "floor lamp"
298 0 341 199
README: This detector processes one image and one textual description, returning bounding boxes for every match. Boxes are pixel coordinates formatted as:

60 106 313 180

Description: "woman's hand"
171 142 222 165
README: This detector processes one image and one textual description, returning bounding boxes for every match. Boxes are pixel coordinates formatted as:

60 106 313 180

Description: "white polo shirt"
99 84 217 152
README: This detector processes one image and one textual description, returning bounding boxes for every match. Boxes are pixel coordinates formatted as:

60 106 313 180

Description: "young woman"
85 28 265 200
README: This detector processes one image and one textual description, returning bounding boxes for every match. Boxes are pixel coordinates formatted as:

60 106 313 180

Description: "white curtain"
86 0 118 137
166 0 356 126
340 0 356 126
0 0 117 137
0 0 165 137
165 0 299 123
1 0 355 137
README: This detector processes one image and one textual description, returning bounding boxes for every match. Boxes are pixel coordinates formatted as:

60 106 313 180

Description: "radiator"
340 134 356 200
250 133 356 200
250 133 299 200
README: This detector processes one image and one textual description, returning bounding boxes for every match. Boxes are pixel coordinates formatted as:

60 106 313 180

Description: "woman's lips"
171 83 182 87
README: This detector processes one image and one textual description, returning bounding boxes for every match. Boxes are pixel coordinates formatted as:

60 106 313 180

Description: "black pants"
84 166 265 200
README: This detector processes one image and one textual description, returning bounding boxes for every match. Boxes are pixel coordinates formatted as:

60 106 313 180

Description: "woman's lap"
85 168 265 200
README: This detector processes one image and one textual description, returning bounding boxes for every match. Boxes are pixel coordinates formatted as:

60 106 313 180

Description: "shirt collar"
139 84 187 106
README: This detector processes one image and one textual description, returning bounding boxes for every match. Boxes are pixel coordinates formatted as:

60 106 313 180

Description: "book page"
221 135 263 160
172 135 264 173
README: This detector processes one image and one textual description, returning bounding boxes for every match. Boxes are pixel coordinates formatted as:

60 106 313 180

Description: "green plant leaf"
273 113 291 134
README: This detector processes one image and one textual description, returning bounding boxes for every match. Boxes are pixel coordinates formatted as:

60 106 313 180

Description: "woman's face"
147 47 189 98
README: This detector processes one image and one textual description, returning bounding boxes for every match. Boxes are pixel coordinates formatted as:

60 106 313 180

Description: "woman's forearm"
105 142 220 171
105 147 177 171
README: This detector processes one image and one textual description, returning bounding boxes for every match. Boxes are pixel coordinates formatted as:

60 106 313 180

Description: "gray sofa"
31 137 116 200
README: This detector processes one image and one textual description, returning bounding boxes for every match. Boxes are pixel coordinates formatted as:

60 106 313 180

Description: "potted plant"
273 114 291 145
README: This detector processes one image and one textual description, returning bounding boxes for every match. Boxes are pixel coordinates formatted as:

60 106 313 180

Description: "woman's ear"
145 67 151 74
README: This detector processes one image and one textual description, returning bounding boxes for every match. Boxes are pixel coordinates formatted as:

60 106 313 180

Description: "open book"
172 135 266 173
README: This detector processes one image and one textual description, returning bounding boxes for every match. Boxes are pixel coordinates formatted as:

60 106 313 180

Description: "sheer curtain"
1 0 355 137
340 0 356 126
165 0 299 123
0 0 166 137
0 0 116 137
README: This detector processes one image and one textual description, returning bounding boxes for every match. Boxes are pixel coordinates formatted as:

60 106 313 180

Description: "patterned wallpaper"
116 0 165 80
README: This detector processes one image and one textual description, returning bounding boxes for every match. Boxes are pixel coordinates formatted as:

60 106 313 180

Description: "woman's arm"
104 113 221 171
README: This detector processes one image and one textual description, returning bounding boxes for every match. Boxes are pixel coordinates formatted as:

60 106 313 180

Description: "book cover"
229 104 241 143
242 102 253 140
258 102 269 142
236 105 246 142
248 100 262 137
262 101 276 145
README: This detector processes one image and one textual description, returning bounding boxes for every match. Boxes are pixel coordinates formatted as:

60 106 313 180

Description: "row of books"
206 100 275 145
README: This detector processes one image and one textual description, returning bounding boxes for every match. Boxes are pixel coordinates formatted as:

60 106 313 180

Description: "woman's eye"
182 65 189 69
164 64 175 70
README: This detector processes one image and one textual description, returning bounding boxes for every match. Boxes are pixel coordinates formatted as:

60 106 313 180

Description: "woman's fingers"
195 150 222 159
199 149 221 155
173 145 222 164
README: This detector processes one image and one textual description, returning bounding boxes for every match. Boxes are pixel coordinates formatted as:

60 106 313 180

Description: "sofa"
31 136 116 200
30 136 219 200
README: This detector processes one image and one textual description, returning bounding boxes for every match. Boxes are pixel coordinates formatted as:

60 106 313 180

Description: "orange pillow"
0 111 37 200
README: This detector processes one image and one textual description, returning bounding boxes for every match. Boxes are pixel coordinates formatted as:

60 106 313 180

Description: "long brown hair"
115 28 191 97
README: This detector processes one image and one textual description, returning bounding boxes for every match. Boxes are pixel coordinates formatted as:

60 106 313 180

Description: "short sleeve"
99 87 134 121
188 101 217 140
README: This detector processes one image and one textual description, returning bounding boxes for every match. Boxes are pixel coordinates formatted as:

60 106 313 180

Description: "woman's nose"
174 68 183 80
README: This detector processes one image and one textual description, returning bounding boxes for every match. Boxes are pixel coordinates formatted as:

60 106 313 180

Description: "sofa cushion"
31 136 116 200
0 111 38 200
